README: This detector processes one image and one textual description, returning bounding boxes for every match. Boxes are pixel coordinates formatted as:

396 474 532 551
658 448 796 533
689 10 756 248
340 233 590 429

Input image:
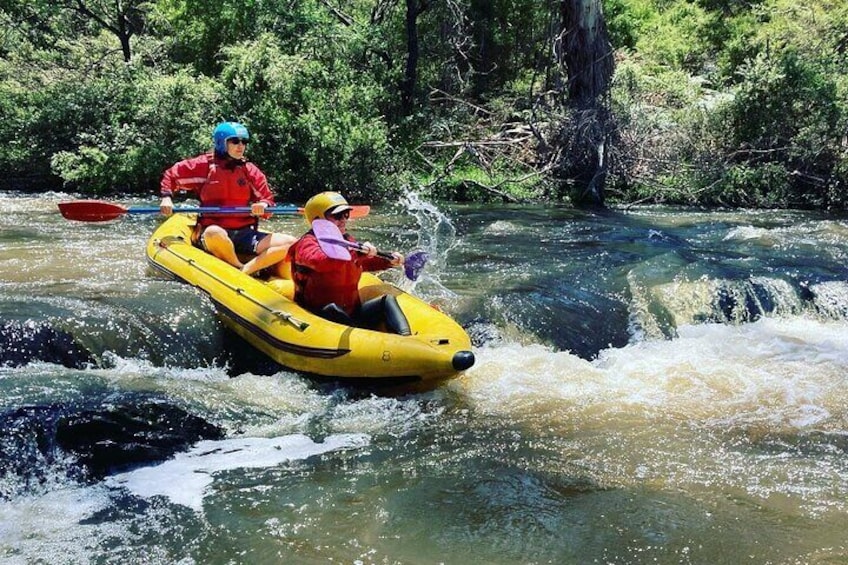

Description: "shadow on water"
0 284 227 370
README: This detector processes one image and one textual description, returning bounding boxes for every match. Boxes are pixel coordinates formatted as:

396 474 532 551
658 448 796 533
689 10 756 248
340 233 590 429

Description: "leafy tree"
2 0 151 62
50 66 222 194
217 33 391 200
153 0 266 75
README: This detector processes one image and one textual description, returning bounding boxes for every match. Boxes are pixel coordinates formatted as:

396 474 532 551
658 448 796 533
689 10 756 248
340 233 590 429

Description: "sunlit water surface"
1 192 847 564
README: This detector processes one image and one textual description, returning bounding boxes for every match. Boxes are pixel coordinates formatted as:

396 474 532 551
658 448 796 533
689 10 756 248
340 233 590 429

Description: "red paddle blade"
349 205 370 219
58 200 129 222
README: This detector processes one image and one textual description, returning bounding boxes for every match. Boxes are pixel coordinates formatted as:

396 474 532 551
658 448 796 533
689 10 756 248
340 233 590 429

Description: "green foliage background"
0 0 846 209
606 0 848 209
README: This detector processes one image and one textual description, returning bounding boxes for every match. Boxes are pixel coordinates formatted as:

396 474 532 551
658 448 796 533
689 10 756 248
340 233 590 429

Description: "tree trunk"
400 0 426 115
118 27 132 63
553 0 615 207
67 0 138 62
116 0 132 63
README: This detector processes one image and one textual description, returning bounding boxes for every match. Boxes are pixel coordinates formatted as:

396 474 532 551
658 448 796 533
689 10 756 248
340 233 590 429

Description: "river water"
1 191 848 564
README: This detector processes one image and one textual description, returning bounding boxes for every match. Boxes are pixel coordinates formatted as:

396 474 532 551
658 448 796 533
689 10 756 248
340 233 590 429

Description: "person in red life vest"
288 191 411 335
158 121 295 277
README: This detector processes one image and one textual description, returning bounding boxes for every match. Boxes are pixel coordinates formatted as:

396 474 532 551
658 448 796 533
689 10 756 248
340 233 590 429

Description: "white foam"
106 433 369 512
724 225 775 243
100 352 231 383
456 317 848 430
0 485 118 564
811 280 848 318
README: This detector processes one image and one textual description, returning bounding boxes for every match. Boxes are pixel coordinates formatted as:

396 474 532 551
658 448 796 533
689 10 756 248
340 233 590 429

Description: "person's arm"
159 163 178 215
160 155 208 215
245 164 275 216
359 254 395 272
351 238 397 271
296 234 349 272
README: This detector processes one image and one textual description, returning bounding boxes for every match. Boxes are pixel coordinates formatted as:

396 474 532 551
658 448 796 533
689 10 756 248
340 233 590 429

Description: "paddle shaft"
58 200 370 222
160 204 372 217
319 236 396 261
132 205 300 215
311 219 428 281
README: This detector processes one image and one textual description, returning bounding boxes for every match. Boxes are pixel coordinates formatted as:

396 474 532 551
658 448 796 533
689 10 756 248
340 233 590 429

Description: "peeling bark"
552 0 615 207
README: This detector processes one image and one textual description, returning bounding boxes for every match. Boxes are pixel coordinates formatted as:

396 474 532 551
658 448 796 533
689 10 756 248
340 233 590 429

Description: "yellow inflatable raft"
145 214 475 385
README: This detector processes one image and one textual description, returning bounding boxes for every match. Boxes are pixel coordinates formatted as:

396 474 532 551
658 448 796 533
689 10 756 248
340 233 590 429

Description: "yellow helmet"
302 191 353 226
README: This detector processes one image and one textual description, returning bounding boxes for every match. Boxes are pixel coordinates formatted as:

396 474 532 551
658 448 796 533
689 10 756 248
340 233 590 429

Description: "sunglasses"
328 210 350 220
227 138 249 145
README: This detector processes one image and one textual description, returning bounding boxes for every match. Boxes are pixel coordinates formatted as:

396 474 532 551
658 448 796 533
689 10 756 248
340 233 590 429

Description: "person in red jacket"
158 121 295 277
288 191 411 335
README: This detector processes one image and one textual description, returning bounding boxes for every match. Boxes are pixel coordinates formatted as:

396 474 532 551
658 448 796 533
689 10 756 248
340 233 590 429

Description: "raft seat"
264 277 296 300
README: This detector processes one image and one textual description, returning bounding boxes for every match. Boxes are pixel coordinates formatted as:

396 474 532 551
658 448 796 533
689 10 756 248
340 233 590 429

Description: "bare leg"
241 233 296 276
201 226 244 269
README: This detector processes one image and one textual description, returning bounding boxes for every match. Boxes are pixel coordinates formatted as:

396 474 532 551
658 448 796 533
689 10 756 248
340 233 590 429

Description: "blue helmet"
212 122 249 155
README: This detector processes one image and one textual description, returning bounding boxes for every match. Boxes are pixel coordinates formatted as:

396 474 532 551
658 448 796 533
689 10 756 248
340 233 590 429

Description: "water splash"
396 190 463 305
399 190 459 257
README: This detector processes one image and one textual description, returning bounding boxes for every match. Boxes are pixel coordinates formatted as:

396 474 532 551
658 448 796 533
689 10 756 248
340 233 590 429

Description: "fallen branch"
428 87 492 116
318 0 355 26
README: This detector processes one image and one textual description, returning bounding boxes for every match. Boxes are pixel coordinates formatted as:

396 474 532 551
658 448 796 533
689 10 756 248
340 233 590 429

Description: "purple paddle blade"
404 250 428 281
313 220 426 280
311 219 352 261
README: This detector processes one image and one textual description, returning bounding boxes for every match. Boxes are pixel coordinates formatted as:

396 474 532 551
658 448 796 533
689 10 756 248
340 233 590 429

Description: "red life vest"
160 153 274 229
288 232 392 316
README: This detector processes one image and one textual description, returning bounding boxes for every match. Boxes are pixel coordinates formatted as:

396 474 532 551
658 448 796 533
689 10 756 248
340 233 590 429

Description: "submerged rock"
55 400 225 478
0 320 95 368
0 395 225 496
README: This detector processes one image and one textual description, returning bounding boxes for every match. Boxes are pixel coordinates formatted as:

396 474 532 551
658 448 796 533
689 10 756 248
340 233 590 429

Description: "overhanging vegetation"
1 0 845 209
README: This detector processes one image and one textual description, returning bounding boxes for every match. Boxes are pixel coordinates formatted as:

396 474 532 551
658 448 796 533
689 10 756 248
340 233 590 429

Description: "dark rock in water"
55 401 225 478
748 280 776 316
504 288 631 359
714 286 738 322
0 405 86 498
0 320 95 368
0 396 225 495
798 281 815 302
465 319 504 347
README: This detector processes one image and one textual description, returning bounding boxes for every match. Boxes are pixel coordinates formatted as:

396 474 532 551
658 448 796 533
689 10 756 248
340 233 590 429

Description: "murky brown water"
2 192 848 564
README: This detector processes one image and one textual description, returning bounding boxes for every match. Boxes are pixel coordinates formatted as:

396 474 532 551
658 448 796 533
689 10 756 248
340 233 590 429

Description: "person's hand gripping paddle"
311 219 428 281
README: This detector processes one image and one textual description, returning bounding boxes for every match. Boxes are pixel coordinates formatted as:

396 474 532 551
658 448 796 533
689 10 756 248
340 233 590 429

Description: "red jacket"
289 232 393 315
160 153 274 229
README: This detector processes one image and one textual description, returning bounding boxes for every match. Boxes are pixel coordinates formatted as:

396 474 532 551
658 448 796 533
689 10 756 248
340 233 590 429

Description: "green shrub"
218 33 393 201
714 163 791 207
47 67 221 194
709 51 843 208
